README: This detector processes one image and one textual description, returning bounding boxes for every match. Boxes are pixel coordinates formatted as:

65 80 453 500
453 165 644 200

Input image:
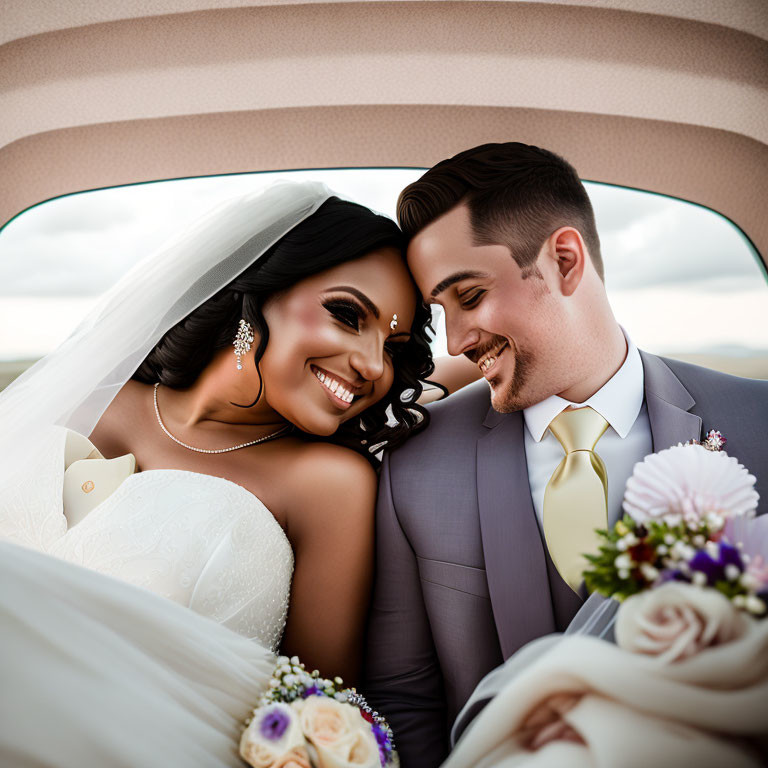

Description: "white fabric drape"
0 541 276 767
443 619 768 768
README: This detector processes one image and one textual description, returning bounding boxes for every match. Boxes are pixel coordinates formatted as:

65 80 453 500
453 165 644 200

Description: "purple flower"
372 723 392 765
658 568 690 584
372 723 389 748
719 542 743 570
302 684 323 698
259 705 290 741
689 542 744 586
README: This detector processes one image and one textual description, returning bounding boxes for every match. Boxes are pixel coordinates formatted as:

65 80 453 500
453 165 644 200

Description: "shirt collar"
523 328 645 442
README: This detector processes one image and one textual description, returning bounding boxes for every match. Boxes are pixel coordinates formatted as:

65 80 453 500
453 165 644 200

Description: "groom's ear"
549 227 586 297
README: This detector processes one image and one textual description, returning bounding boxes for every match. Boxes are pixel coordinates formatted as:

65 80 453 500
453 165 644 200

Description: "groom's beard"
489 343 534 413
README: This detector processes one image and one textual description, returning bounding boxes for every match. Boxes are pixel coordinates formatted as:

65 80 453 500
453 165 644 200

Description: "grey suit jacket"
363 352 768 768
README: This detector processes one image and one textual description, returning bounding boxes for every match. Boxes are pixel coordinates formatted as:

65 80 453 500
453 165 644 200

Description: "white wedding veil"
0 181 333 480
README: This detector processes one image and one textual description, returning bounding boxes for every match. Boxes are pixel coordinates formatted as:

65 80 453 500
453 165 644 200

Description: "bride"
0 181 477 767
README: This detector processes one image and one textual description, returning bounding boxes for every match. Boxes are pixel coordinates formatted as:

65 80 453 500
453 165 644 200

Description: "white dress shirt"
523 330 653 529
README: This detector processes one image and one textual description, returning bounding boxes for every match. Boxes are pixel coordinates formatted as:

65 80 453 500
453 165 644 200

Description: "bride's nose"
350 334 386 382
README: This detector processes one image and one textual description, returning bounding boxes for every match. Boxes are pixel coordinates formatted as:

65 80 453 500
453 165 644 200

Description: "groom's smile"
470 337 509 376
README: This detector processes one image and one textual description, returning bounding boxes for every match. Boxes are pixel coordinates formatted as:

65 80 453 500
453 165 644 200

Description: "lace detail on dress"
0 428 68 551
0 429 294 651
190 504 293 650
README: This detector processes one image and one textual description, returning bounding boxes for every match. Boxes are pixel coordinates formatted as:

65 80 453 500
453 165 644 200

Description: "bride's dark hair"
133 197 435 461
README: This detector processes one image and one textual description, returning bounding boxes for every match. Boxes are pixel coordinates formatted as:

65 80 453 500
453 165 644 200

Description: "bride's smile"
311 365 363 408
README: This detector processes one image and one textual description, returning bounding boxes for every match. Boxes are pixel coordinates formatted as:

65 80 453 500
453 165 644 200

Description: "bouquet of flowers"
240 656 397 768
583 431 768 619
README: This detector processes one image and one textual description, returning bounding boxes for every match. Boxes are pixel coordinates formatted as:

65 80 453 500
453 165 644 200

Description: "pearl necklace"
153 383 291 454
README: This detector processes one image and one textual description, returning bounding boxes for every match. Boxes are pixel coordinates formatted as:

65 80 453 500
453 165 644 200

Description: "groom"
364 142 768 766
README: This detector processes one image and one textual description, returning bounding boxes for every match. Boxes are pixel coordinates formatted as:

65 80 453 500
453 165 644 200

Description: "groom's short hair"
398 142 604 281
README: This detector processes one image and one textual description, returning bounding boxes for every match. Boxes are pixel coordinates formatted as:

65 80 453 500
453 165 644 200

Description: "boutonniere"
701 429 726 452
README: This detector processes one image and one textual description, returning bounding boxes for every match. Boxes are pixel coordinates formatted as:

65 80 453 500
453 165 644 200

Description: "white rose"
240 703 306 768
294 697 380 768
270 749 313 768
240 740 278 768
616 582 750 664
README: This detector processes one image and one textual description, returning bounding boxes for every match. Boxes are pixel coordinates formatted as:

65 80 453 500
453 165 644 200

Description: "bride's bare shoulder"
89 379 153 456
285 441 378 525
292 441 376 490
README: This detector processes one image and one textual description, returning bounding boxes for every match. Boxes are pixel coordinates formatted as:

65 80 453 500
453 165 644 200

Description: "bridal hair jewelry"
153 383 290 454
233 319 254 371
389 314 398 331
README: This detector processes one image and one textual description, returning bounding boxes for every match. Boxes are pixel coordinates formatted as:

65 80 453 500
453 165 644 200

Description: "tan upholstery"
1 1 766 265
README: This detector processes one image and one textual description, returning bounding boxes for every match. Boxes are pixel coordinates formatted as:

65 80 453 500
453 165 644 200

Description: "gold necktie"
543 406 609 592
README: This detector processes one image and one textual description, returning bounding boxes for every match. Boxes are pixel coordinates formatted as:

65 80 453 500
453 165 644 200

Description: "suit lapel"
476 408 556 660
640 351 703 450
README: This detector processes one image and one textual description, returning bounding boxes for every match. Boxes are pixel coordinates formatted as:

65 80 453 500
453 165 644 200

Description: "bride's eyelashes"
322 298 366 331
323 295 408 357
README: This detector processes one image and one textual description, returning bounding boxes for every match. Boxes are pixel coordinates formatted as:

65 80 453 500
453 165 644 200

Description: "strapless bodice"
0 428 294 651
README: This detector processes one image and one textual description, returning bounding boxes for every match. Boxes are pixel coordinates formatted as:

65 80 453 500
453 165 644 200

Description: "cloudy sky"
0 168 766 362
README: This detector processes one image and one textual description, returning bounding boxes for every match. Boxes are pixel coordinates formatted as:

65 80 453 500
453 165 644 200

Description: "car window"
1 168 766 391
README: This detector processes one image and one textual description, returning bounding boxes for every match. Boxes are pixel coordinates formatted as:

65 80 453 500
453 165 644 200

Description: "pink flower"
271 749 312 768
294 697 380 768
615 583 750 664
623 444 758 527
745 556 768 591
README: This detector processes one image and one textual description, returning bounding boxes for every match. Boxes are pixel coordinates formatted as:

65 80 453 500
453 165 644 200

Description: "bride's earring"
233 319 254 371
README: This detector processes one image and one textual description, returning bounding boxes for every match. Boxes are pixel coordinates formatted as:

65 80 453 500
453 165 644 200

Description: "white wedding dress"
1 426 294 650
0 427 295 768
